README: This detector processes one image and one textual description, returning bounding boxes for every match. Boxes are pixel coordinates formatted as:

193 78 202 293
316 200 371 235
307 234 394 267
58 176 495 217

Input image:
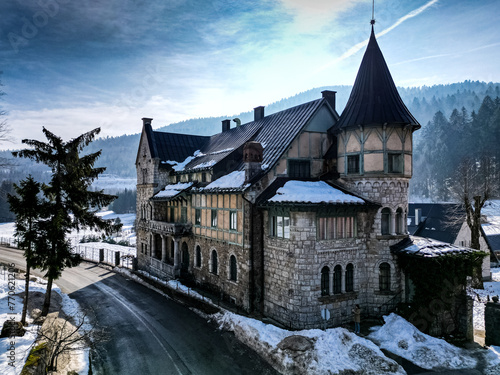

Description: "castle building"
135 24 474 331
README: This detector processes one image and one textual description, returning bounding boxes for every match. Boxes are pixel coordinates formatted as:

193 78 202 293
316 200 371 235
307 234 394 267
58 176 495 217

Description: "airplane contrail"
316 0 439 72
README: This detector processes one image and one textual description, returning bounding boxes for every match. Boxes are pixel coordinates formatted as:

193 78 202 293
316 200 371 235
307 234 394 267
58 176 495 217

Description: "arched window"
195 245 201 268
230 255 237 281
345 263 354 292
395 208 403 234
333 265 342 294
320 266 330 296
379 262 391 291
211 250 218 275
381 208 391 235
181 242 189 271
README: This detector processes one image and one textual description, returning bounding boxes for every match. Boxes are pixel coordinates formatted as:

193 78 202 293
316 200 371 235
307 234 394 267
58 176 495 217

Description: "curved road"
0 246 278 375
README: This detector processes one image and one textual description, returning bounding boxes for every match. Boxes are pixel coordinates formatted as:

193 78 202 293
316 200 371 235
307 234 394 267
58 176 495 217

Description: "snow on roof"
391 236 480 258
154 182 193 198
483 200 500 225
202 171 249 191
268 180 365 204
162 152 200 171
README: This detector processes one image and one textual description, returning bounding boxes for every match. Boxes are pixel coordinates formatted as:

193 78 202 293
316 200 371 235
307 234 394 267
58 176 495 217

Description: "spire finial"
371 0 375 25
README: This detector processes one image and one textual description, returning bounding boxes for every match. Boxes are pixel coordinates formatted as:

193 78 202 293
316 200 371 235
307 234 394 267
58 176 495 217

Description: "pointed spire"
336 24 420 130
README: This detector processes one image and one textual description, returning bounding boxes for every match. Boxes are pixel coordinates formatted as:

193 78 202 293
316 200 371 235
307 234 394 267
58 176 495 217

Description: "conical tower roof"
336 25 420 130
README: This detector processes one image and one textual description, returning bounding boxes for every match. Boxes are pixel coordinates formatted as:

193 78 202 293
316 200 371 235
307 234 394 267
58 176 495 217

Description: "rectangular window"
347 155 360 174
180 207 187 223
195 209 201 225
211 209 218 228
170 207 175 222
289 160 311 178
201 172 206 182
388 153 403 173
318 217 356 240
229 211 237 231
271 215 290 239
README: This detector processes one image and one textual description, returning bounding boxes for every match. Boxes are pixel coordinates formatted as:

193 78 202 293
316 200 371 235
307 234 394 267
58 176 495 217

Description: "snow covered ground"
130 268 500 374
0 210 137 251
471 267 500 332
0 272 88 374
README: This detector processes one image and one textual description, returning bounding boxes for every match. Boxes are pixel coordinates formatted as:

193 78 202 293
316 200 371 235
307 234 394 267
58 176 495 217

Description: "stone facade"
485 300 500 346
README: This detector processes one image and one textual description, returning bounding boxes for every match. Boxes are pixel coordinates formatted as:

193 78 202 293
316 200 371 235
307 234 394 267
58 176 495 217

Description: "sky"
0 0 499 150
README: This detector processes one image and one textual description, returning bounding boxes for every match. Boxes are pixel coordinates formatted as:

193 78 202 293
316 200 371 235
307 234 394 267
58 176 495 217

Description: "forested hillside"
0 80 499 221
412 95 500 201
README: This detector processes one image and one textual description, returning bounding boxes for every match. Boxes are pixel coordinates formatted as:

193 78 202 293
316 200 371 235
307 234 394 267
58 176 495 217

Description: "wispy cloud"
315 0 439 72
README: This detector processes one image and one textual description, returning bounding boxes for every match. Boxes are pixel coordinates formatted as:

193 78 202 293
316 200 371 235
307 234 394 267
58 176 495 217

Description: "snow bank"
215 311 404 375
368 313 476 370
0 275 88 375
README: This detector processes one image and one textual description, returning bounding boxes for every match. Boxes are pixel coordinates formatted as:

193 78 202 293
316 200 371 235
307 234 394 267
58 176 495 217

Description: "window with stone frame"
195 245 201 268
321 266 330 296
211 250 218 275
395 208 404 234
211 209 218 228
289 159 311 178
388 153 403 173
270 214 290 239
381 208 391 235
229 255 237 281
347 154 360 174
345 263 354 292
379 262 391 291
229 210 237 231
318 216 356 239
333 265 342 294
195 209 201 225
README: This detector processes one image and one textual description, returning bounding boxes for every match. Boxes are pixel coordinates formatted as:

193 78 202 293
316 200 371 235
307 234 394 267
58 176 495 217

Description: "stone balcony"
138 219 192 236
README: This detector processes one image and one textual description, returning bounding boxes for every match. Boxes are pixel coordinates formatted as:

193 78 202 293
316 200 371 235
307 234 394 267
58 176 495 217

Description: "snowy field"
0 272 88 375
0 211 137 266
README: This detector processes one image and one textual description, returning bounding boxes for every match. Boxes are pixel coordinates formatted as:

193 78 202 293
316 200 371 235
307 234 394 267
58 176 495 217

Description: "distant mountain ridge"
1 80 499 181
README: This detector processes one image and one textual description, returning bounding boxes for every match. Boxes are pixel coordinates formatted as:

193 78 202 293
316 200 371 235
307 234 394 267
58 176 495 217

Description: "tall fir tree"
7 176 43 325
13 127 116 316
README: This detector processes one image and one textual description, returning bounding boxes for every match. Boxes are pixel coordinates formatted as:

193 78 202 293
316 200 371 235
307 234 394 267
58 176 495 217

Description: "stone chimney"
321 90 336 111
243 141 264 182
415 208 421 224
142 117 153 126
222 119 231 132
254 106 265 121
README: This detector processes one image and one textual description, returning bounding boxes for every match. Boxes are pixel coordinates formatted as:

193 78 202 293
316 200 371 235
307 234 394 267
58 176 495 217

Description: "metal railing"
72 245 135 269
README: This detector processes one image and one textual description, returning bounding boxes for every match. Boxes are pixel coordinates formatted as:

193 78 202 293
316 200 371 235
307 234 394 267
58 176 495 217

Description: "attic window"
289 160 310 178
347 155 360 174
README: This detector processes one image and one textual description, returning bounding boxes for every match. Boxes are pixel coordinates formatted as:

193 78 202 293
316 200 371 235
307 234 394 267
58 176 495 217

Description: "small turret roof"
335 25 420 130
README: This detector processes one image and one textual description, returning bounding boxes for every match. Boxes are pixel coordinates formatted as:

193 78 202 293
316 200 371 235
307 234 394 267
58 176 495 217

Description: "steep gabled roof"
253 98 325 170
408 203 465 244
335 26 420 130
171 98 329 174
153 131 209 163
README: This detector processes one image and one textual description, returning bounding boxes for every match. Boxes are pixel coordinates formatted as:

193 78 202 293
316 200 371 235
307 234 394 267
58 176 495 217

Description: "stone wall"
262 208 405 329
485 300 500 346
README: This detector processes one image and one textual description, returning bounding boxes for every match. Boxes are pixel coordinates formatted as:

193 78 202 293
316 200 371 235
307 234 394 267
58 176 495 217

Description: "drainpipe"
243 195 255 312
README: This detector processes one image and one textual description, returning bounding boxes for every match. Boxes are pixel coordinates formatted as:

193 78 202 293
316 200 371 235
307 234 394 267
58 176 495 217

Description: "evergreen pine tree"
7 176 43 325
13 127 116 316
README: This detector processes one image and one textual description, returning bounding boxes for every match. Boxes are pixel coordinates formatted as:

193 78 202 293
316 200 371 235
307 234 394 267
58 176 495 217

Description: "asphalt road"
0 246 278 375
